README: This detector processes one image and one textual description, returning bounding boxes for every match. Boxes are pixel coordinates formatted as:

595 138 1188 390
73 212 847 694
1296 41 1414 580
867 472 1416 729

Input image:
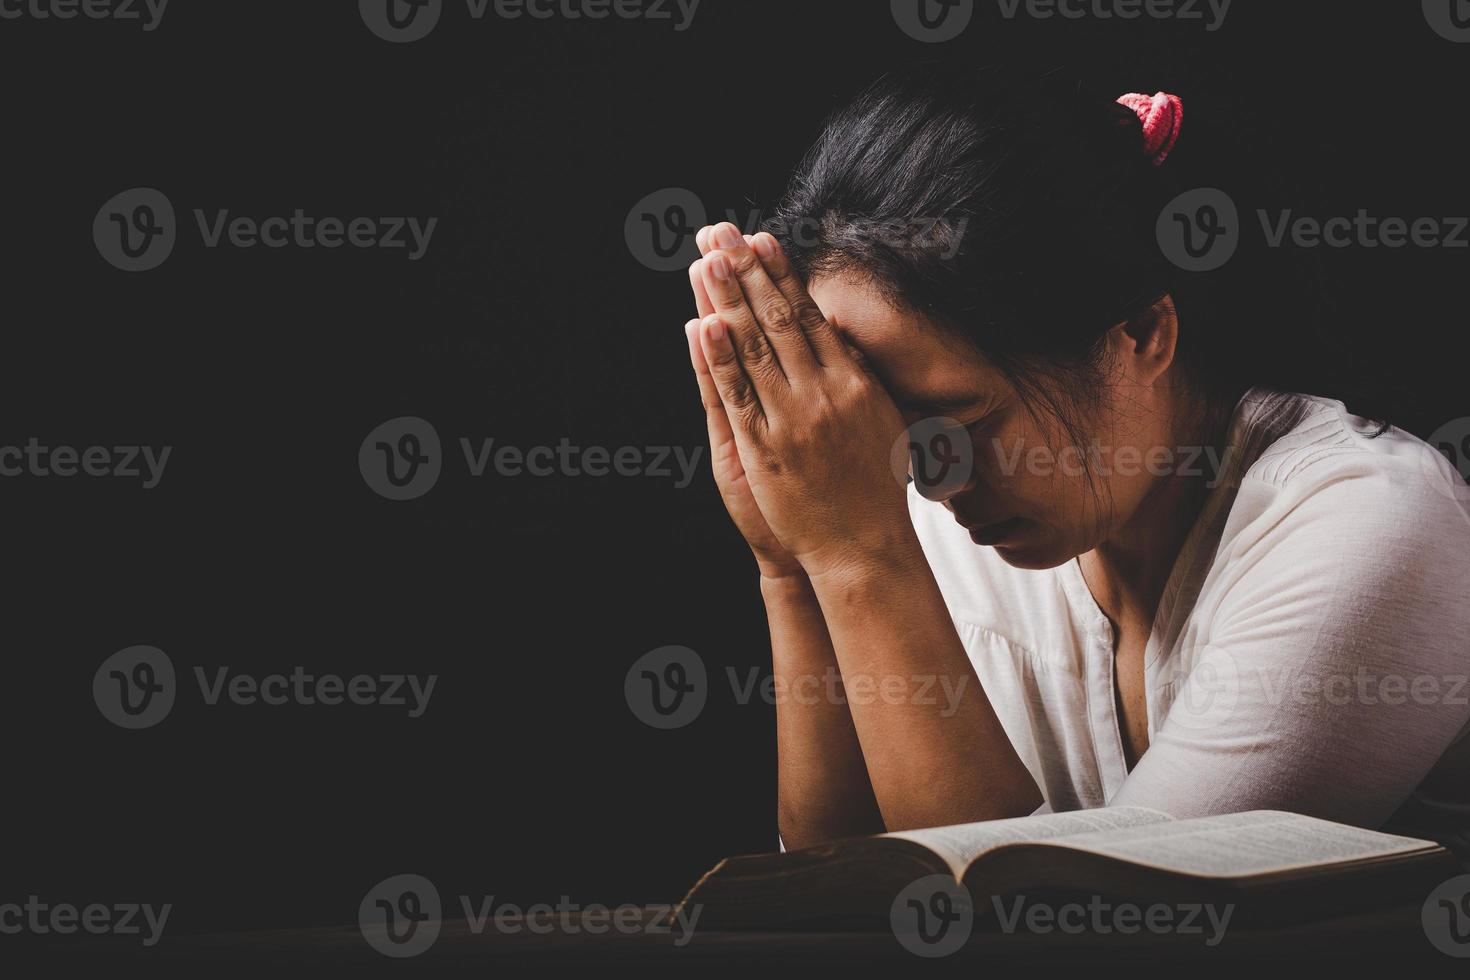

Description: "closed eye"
900 398 984 422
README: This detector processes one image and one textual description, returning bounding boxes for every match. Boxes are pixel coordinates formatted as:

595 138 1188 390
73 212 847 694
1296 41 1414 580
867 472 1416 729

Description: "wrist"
759 567 815 601
799 520 923 581
755 555 808 584
803 523 926 592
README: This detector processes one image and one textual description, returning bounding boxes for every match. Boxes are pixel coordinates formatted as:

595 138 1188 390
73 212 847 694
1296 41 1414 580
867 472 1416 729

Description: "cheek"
967 413 1044 489
968 417 1096 514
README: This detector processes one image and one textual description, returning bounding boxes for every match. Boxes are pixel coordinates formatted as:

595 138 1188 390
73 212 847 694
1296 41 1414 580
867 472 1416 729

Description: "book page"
883 806 1173 877
1040 810 1440 879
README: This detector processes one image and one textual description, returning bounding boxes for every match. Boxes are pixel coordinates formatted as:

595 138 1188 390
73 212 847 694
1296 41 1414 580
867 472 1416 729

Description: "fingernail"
752 234 775 261
705 315 726 343
713 225 742 249
708 253 730 280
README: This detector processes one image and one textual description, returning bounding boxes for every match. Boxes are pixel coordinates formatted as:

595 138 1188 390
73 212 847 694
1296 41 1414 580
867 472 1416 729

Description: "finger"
696 225 713 256
707 223 816 378
697 313 766 431
701 250 787 395
688 258 715 319
750 231 848 366
686 318 735 446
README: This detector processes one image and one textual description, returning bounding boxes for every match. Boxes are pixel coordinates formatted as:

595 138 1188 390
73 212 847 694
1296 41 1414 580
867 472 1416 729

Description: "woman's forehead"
809 274 995 407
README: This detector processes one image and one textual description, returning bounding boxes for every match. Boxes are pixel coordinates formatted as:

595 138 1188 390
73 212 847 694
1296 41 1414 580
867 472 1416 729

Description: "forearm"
807 528 1042 831
761 573 885 849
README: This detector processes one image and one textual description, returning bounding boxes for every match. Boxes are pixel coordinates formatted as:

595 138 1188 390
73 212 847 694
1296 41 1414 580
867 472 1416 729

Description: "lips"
966 517 1025 546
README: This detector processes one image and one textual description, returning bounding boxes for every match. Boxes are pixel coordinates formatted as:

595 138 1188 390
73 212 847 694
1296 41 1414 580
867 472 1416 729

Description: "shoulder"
1225 391 1470 555
1208 391 1470 649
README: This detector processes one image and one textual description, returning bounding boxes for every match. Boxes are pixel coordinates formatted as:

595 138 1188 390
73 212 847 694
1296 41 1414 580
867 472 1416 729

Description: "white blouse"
908 389 1470 834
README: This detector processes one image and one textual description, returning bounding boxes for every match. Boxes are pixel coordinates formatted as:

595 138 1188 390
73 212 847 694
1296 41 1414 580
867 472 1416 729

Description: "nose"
932 470 979 506
907 427 981 504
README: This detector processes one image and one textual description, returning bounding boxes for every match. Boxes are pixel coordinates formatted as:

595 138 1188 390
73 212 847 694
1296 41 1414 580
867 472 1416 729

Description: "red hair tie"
1116 91 1183 166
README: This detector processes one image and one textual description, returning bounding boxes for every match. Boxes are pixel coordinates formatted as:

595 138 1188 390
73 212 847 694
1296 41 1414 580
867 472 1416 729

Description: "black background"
1 0 1466 938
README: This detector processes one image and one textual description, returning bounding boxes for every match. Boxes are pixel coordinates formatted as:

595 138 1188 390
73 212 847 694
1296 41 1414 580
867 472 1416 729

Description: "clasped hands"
682 223 916 583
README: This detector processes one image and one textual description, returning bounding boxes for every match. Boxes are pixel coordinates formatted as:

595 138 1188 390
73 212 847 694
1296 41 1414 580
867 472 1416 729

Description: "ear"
1107 294 1179 386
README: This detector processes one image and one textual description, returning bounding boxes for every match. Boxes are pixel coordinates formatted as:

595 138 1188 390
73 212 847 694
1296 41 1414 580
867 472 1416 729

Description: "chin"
987 544 1076 571
976 524 1077 571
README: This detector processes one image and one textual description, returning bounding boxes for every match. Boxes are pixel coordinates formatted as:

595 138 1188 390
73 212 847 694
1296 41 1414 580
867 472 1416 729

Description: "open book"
679 808 1459 931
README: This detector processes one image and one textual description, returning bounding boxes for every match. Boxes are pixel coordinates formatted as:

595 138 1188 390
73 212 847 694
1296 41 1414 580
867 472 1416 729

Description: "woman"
680 66 1470 851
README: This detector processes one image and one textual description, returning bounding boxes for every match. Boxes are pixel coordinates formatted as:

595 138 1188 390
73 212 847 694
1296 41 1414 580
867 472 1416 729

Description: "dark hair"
771 64 1353 443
